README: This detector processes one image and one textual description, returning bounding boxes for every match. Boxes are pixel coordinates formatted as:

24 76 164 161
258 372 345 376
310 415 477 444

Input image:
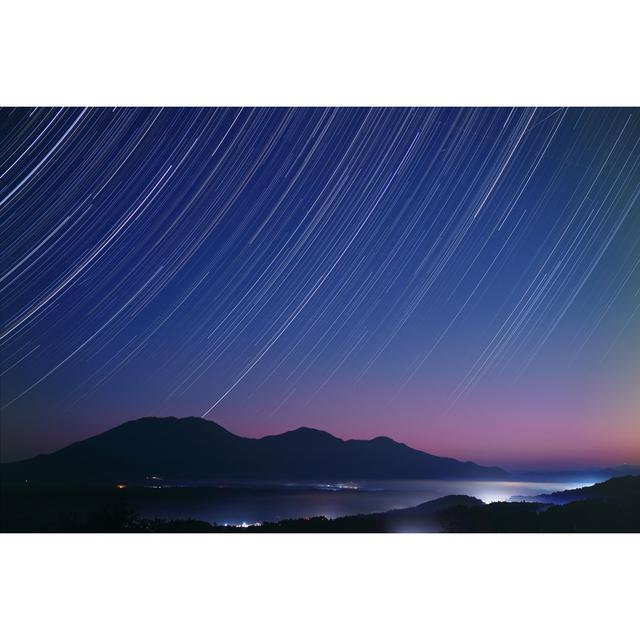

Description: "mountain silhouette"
0 416 506 485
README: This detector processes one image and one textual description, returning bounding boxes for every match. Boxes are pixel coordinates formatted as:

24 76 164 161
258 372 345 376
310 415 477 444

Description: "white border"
1 0 639 106
1 534 638 640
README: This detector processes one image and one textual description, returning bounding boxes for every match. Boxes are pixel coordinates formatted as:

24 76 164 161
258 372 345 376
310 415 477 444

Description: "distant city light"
222 521 261 528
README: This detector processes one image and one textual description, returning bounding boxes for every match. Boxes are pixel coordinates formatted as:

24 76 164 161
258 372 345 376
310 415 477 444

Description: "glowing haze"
1 107 638 468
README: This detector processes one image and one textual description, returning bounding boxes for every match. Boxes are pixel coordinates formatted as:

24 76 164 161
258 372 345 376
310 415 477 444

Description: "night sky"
1 107 638 468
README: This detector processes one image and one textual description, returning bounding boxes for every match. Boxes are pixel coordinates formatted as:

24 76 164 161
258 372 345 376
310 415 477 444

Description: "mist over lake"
126 478 592 526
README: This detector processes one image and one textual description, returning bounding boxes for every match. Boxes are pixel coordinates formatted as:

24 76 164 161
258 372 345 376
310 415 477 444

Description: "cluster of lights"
317 482 360 491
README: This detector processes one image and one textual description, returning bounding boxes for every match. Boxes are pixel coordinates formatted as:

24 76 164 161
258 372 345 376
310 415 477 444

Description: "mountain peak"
265 426 344 443
291 426 340 437
370 435 400 445
112 415 231 434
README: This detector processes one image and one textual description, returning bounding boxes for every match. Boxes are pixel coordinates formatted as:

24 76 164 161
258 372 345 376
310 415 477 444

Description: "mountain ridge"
0 416 507 485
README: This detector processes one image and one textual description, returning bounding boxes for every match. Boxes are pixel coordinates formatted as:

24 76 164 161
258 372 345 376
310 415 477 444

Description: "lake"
127 478 594 526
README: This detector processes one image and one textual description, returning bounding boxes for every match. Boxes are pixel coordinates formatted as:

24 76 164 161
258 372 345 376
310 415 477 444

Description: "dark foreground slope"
0 487 481 532
236 475 640 533
3 476 637 533
437 475 640 532
513 474 640 505
0 416 505 485
248 477 640 532
252 495 483 532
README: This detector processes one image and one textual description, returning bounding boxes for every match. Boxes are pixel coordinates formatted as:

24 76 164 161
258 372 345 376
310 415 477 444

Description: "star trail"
1 107 638 467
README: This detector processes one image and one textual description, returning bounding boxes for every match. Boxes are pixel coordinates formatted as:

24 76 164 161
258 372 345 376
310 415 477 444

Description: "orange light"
116 484 126 490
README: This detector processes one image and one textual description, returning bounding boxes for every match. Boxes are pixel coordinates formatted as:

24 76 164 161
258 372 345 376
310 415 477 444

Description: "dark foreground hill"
176 474 640 533
512 474 640 505
0 416 506 486
437 475 640 532
1 475 637 533
226 475 640 533
251 495 484 532
240 476 640 532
